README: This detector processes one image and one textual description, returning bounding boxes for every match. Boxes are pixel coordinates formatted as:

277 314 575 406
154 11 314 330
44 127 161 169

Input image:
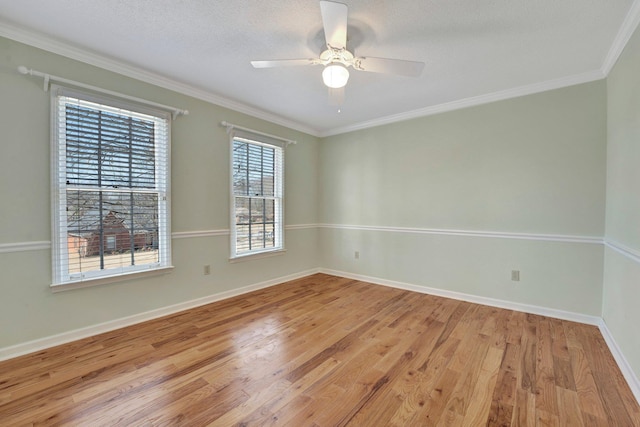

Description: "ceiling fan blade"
355 57 425 77
320 1 348 49
251 59 316 68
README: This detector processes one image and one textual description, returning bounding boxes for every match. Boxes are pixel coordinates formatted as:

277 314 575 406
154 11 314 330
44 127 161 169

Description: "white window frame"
229 130 285 260
51 85 172 289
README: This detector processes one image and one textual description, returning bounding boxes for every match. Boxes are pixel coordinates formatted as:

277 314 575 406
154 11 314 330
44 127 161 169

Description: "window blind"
230 131 284 257
52 87 171 285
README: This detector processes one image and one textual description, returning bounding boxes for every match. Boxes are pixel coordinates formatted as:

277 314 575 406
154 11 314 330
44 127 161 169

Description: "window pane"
65 190 159 274
235 224 251 253
232 140 276 197
235 197 250 226
65 104 156 189
232 141 248 195
233 196 277 253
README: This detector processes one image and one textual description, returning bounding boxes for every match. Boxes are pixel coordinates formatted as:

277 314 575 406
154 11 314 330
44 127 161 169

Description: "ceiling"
1 0 638 136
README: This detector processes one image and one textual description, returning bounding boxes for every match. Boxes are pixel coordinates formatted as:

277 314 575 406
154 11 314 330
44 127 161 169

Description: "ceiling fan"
251 0 425 104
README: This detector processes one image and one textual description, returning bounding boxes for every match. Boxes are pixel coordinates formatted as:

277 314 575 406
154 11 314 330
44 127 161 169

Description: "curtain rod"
221 121 297 145
18 66 189 120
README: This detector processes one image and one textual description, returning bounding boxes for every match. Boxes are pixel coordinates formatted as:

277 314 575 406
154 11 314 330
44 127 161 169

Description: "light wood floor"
1 274 638 426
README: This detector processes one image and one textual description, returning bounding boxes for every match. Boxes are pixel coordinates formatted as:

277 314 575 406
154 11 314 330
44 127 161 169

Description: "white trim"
0 20 319 137
319 223 603 244
172 229 230 239
0 225 601 255
0 241 51 253
0 225 317 254
604 239 640 265
601 0 640 75
597 318 640 403
0 268 321 362
50 266 175 293
229 249 287 263
0 18 615 139
285 223 319 230
318 70 605 137
319 268 601 326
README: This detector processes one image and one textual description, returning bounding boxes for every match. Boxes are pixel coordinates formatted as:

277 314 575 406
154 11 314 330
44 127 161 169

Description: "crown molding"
0 20 320 138
318 69 606 137
2 1 636 140
601 0 640 75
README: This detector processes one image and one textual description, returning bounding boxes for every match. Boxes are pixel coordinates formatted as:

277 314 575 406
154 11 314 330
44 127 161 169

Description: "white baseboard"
598 319 640 404
0 268 321 362
319 268 601 325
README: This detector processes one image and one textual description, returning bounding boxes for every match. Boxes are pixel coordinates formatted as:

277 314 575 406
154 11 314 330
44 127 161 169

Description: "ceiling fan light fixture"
322 63 349 88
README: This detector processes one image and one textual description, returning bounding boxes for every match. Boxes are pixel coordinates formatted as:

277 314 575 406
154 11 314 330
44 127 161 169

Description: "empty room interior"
1 0 640 425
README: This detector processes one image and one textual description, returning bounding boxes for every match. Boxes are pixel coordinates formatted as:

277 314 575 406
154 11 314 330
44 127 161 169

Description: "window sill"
50 266 174 293
229 249 286 263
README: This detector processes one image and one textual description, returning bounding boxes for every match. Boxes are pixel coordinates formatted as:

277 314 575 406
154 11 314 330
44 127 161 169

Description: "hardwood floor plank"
436 408 465 427
536 408 561 426
442 338 491 418
555 386 585 427
576 323 638 426
500 341 521 380
413 367 462 425
513 388 537 427
488 365 517 423
386 326 458 424
520 314 538 394
344 306 460 425
461 346 503 425
564 329 608 422
237 358 341 426
549 318 571 360
535 317 559 416
553 355 576 391
0 273 637 426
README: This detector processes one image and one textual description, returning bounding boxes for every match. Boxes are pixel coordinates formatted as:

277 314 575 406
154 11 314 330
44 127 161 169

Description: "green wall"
604 22 640 380
320 84 606 235
319 82 607 316
0 37 320 349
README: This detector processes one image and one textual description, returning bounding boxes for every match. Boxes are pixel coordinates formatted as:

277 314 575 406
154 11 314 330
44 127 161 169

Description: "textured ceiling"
0 0 638 135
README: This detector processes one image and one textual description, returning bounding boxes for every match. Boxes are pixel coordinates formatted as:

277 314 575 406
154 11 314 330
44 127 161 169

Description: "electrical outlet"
204 265 211 275
511 270 520 281
354 251 360 259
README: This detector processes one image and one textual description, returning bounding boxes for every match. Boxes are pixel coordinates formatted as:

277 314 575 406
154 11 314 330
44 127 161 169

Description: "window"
51 86 171 286
230 132 284 258
105 236 116 251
